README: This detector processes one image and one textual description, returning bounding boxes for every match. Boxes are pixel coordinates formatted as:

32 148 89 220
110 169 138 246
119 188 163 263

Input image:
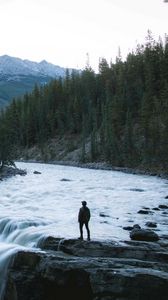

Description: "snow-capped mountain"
0 55 74 107
0 55 68 77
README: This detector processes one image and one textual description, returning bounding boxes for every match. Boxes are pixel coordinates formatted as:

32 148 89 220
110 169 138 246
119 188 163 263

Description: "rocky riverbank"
0 165 27 181
4 233 168 300
18 158 168 180
16 133 168 179
51 160 168 179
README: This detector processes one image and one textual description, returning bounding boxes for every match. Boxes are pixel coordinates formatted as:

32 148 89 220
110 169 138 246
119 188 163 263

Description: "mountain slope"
0 55 72 107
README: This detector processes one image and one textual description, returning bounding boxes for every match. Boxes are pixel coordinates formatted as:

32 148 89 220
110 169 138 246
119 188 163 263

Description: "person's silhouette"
78 201 91 241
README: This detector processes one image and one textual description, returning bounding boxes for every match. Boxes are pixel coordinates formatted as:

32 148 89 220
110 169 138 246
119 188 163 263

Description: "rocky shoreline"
4 234 168 300
54 161 168 179
18 159 168 179
0 165 27 181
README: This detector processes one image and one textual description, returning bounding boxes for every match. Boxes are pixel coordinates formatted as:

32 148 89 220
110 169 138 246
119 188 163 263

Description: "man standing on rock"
78 201 91 241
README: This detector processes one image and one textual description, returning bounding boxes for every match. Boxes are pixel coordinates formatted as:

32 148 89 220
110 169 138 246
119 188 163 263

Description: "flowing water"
0 162 168 298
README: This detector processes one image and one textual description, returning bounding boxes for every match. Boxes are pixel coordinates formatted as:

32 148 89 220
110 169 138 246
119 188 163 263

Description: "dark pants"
79 221 90 240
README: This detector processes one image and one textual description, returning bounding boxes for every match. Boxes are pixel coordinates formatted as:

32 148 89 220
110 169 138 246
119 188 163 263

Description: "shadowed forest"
0 32 168 173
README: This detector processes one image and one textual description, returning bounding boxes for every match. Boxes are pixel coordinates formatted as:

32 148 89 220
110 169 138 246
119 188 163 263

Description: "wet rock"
37 236 62 251
137 210 152 214
160 234 168 241
12 251 42 269
123 226 133 231
133 224 141 229
4 237 168 300
159 205 168 209
33 170 41 174
4 250 93 300
58 238 165 261
145 222 157 228
152 207 160 211
165 196 168 199
99 213 110 218
100 220 109 224
123 224 141 231
130 188 145 192
60 178 71 181
3 276 17 300
130 228 159 242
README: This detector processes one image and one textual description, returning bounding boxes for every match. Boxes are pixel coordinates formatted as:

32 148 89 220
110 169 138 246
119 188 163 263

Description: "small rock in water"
123 226 133 231
60 178 71 181
133 224 141 229
33 170 41 174
158 204 168 209
100 221 109 224
145 222 157 228
99 213 110 218
137 210 151 214
130 188 145 192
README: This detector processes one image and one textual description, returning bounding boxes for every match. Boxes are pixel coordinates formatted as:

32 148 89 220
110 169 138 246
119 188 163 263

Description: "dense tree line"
0 32 168 172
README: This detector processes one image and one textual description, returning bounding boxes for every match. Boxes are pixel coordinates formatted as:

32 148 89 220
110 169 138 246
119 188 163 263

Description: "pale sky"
0 0 168 71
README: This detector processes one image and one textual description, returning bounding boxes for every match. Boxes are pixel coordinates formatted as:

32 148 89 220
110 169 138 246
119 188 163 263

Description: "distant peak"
0 54 13 60
1 54 10 58
0 54 20 60
40 60 48 64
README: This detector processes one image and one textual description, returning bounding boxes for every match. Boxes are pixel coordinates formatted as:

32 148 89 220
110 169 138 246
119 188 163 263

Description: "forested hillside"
0 32 168 173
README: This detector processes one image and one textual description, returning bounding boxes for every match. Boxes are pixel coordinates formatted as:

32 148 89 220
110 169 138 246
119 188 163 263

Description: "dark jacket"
78 206 91 223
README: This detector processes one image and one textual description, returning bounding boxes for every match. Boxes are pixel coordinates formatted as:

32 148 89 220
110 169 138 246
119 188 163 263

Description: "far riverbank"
17 159 168 180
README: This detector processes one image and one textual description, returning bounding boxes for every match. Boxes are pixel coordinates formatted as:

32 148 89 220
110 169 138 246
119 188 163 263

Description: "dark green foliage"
0 109 15 168
0 32 168 172
0 75 53 107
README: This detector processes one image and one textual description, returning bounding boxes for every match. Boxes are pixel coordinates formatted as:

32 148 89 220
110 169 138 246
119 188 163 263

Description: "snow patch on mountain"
0 55 69 77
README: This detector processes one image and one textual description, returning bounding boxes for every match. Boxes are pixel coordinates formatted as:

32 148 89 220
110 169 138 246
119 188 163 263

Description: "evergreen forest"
0 32 168 173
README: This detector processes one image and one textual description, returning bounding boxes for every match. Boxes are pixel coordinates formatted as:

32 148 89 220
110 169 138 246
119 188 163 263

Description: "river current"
0 162 168 297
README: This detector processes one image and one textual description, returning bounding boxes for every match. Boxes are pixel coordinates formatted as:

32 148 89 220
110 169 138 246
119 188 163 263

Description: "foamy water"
0 162 167 297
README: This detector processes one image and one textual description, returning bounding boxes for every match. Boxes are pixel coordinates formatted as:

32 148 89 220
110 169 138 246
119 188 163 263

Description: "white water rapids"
0 162 168 298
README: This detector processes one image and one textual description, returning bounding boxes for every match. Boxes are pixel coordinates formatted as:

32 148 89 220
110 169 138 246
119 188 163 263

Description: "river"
0 162 168 298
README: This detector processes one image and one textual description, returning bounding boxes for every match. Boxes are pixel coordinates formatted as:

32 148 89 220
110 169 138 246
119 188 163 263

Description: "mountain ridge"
0 54 70 77
0 55 74 107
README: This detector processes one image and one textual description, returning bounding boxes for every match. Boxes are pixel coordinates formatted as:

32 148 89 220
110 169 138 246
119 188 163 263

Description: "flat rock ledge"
4 236 168 300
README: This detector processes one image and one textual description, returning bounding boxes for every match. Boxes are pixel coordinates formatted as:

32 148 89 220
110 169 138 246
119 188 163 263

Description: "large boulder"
4 237 168 300
130 228 159 242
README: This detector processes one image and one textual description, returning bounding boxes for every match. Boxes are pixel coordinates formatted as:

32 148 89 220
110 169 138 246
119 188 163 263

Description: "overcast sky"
0 0 168 71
